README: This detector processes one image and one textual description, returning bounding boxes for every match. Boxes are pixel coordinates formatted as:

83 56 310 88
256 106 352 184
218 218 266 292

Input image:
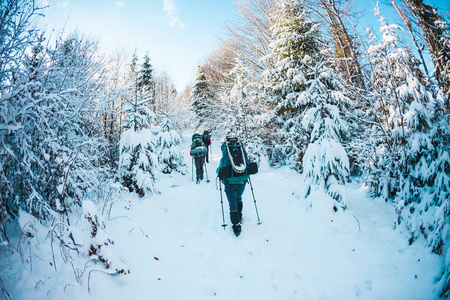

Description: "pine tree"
119 56 158 196
189 65 214 129
139 53 155 106
262 0 322 170
263 0 351 209
154 112 187 174
365 5 450 267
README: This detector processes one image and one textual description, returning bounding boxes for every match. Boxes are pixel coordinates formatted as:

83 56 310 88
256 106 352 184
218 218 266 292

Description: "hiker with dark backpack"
190 133 208 184
217 136 258 236
202 130 212 163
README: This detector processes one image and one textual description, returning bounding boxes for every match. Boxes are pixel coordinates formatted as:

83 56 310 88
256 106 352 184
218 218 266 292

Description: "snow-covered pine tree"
138 53 155 107
364 9 450 291
301 60 351 210
364 7 434 201
119 55 158 196
153 112 187 174
363 9 410 200
189 65 215 129
262 0 324 171
263 0 351 209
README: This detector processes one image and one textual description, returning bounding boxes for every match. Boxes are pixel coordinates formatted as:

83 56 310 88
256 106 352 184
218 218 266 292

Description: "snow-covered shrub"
303 138 349 210
83 201 129 275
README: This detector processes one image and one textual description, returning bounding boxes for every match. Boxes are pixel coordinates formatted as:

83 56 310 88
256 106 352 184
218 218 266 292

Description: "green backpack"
191 133 207 158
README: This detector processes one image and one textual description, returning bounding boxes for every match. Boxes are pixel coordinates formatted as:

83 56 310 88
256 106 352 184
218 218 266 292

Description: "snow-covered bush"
0 32 105 224
83 201 129 275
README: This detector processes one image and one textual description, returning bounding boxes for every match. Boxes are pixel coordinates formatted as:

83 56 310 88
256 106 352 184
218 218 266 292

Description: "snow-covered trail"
77 139 441 300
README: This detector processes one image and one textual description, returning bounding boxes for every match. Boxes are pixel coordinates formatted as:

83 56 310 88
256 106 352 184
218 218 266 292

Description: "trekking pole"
248 177 262 225
204 163 210 183
191 157 194 182
219 179 227 229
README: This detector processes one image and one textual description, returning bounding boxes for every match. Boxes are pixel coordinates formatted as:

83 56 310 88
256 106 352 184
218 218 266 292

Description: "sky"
40 0 448 92
41 0 237 91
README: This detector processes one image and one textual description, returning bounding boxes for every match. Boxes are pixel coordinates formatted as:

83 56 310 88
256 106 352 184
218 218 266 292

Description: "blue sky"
41 0 448 92
42 0 237 91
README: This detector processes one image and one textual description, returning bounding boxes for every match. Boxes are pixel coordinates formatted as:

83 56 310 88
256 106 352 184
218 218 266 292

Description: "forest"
0 0 449 298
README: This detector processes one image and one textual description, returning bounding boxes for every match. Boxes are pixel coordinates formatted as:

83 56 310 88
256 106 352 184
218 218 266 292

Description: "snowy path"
77 143 441 300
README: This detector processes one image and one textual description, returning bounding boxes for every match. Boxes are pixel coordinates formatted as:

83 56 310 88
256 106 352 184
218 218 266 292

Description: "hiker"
202 130 212 163
190 133 208 184
216 136 250 236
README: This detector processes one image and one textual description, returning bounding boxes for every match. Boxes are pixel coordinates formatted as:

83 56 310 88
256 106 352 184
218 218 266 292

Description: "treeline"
188 0 450 297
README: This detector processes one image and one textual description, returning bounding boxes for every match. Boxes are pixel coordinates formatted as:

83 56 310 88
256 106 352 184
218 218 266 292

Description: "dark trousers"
194 156 205 179
225 183 245 225
224 183 245 212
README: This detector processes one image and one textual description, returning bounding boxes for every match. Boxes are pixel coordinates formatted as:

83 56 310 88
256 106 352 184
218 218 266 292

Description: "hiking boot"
232 224 241 237
230 211 240 225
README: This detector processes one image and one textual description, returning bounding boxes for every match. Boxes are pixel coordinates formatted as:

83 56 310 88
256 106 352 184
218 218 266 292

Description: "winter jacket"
202 132 211 146
216 141 250 185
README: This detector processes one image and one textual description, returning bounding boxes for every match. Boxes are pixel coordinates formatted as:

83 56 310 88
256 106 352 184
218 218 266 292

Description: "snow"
1 134 442 299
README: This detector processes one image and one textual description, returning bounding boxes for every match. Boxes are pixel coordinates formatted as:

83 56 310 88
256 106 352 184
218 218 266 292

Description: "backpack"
202 130 211 146
191 133 207 158
218 136 258 180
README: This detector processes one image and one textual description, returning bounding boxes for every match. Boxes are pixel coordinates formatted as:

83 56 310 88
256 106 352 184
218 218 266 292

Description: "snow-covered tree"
363 9 450 292
0 32 107 227
402 0 450 108
153 112 187 174
0 0 45 243
119 56 158 196
301 61 352 210
138 53 155 106
263 0 351 209
189 65 215 129
262 0 324 170
364 7 430 200
119 118 158 196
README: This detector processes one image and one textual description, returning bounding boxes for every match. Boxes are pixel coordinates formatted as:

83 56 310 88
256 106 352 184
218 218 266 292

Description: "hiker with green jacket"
191 133 207 184
216 136 250 236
